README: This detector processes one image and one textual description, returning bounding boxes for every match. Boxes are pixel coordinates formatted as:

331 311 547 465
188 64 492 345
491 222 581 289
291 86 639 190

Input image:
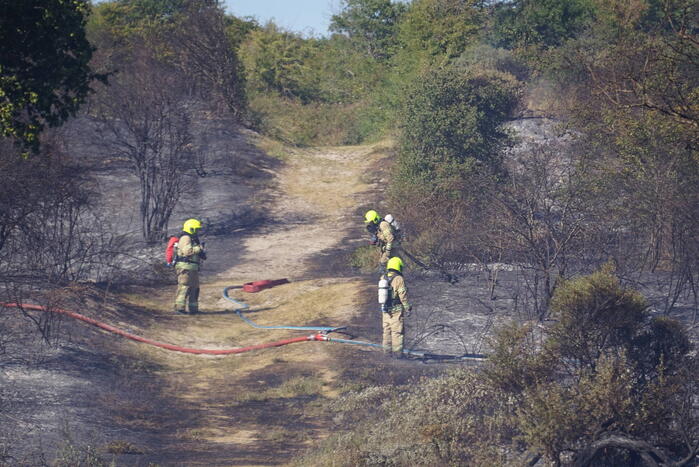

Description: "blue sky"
222 0 343 36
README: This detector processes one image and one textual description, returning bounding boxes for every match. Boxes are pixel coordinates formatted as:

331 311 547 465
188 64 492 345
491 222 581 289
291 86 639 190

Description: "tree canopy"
329 0 407 61
0 0 98 150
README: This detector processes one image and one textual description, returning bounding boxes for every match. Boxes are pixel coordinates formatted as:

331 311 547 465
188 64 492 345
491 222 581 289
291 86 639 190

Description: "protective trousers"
382 309 404 354
175 268 200 313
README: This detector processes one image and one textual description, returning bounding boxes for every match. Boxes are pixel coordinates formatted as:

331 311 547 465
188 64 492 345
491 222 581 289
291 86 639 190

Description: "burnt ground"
1 118 696 466
0 131 451 466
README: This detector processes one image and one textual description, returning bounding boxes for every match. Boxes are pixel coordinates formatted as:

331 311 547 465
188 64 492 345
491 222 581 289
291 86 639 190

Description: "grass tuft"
349 246 381 274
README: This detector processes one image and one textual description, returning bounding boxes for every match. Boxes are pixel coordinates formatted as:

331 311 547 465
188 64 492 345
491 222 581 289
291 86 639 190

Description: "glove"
199 250 207 260
405 304 413 316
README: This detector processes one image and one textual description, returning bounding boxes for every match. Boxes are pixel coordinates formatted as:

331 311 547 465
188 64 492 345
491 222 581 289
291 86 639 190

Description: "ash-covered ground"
402 266 699 359
2 116 696 465
400 117 698 357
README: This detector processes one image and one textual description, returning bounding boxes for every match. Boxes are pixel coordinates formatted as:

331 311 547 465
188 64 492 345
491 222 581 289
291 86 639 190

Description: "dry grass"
231 375 325 402
102 440 143 455
116 276 371 447
280 146 384 214
252 132 303 161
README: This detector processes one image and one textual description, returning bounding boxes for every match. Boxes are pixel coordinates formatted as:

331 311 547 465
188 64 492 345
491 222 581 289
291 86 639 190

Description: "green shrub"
546 264 648 369
387 66 520 265
484 266 698 464
398 67 520 179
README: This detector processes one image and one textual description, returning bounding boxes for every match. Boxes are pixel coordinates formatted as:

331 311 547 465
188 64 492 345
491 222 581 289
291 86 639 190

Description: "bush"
398 67 520 179
296 369 510 466
546 263 648 369
485 266 699 465
299 267 698 466
387 67 520 266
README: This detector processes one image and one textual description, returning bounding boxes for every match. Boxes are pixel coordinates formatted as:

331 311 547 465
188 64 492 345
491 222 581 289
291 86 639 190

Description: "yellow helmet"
387 256 404 272
183 218 202 235
364 210 380 224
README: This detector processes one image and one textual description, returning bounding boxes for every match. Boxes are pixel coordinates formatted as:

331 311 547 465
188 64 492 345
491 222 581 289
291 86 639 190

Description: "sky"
222 0 343 36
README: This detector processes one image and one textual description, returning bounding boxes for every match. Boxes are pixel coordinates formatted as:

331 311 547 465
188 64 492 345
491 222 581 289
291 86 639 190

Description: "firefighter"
364 209 395 267
174 218 206 314
380 256 412 358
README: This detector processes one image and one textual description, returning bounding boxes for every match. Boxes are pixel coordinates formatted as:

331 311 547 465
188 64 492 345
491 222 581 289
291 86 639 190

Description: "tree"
556 0 699 144
94 51 197 243
0 0 98 150
546 0 699 318
0 133 122 291
491 142 592 318
396 0 484 65
330 0 407 61
489 0 596 49
240 24 321 103
90 0 188 39
391 67 520 266
169 0 247 120
90 0 248 119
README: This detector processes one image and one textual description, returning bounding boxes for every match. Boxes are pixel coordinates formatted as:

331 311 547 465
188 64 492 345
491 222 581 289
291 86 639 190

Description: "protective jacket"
175 233 204 271
382 270 408 354
377 220 395 251
386 271 409 312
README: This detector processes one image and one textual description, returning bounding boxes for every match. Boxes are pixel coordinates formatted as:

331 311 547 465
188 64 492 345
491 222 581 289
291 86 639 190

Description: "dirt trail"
216 146 374 281
121 143 389 465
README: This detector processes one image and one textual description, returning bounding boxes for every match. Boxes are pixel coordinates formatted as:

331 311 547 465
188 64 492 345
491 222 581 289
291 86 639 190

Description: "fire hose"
1 281 487 361
222 284 486 361
0 302 326 355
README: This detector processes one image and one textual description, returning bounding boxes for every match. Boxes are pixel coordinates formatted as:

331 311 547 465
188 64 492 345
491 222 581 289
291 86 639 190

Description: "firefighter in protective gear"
381 256 412 358
364 209 395 267
174 218 206 314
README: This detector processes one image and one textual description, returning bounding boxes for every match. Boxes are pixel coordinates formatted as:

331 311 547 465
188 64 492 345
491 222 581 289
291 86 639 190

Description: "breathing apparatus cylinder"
378 276 389 312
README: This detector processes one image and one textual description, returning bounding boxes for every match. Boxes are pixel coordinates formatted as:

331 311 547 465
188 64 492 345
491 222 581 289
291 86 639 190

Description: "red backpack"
165 236 179 266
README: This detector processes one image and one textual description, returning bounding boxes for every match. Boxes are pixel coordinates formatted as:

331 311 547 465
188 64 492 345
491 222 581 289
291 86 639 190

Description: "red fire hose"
1 303 325 355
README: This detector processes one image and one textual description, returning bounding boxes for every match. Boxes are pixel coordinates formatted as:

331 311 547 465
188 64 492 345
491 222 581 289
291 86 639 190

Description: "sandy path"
125 143 388 465
214 146 377 281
